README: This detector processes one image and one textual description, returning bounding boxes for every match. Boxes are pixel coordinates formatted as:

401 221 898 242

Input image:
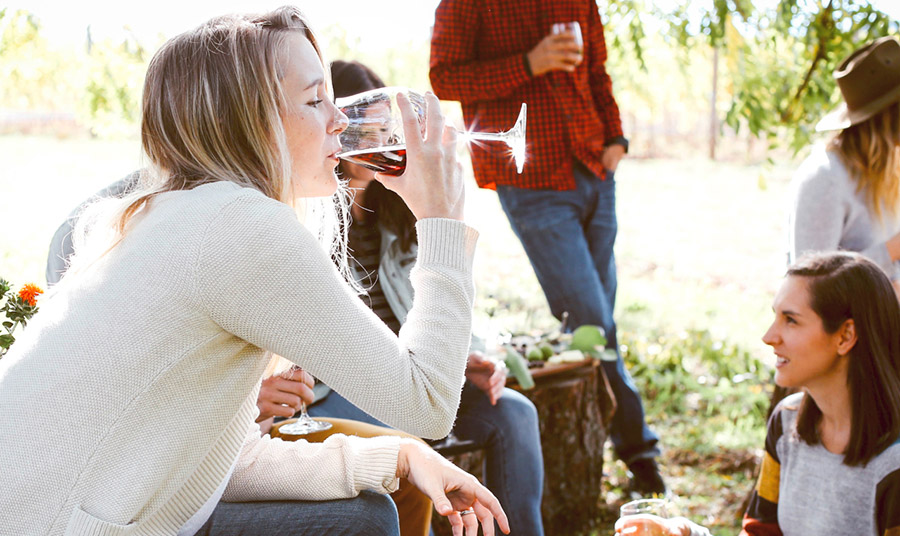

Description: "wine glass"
276 366 332 436
617 498 669 535
551 21 583 54
335 87 527 175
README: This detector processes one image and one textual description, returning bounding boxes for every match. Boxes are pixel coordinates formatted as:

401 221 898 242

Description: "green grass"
1 134 799 534
463 152 794 535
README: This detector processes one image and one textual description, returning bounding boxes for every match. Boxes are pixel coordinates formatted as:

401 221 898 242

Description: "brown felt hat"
816 36 900 132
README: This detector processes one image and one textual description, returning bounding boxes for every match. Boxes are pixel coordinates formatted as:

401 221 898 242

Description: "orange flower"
18 283 43 307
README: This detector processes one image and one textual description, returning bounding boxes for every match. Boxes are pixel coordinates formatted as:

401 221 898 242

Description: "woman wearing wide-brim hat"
789 35 900 293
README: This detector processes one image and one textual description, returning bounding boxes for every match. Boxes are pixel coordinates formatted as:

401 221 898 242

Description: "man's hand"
526 32 583 76
601 143 626 173
465 352 506 406
256 367 315 423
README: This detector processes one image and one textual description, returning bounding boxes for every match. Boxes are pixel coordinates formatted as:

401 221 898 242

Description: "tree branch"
780 0 834 123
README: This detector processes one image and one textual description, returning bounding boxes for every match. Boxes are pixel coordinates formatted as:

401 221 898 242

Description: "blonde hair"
831 102 900 222
68 6 357 289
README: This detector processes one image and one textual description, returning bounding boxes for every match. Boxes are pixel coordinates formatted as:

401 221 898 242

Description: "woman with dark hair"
616 251 900 535
300 59 545 536
789 37 900 294
0 7 509 536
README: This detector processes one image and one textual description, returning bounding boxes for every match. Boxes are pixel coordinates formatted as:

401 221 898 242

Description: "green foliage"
0 9 151 137
605 0 650 69
0 9 80 113
621 327 772 451
80 32 149 137
0 278 43 358
603 0 900 153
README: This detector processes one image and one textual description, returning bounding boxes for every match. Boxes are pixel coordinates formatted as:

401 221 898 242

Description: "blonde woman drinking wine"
0 6 508 536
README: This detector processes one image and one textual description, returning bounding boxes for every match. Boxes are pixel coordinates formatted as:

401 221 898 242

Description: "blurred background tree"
0 8 150 138
603 0 899 154
1 1 897 155
0 9 79 115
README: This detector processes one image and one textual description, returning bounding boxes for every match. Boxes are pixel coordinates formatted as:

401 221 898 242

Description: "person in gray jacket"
789 36 900 293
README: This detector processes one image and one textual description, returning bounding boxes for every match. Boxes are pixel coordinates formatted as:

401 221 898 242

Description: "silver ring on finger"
459 508 475 516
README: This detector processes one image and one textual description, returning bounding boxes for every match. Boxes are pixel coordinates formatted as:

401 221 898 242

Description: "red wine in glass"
336 88 527 174
339 146 407 176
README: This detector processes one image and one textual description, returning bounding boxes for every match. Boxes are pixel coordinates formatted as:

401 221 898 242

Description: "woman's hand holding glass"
615 499 695 536
614 499 694 536
274 365 332 435
397 438 510 536
256 367 315 422
374 91 465 221
614 514 690 536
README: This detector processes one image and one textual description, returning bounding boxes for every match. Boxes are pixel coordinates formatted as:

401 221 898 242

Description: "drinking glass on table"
336 87 527 174
616 498 669 535
276 365 332 435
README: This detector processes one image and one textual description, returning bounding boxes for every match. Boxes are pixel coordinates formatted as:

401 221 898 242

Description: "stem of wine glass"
298 401 312 420
455 103 527 174
457 130 507 143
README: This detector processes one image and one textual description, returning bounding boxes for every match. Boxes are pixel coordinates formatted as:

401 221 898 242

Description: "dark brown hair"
788 252 900 466
331 60 417 252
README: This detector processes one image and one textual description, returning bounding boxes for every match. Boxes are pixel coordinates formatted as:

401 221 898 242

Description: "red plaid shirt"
430 0 624 190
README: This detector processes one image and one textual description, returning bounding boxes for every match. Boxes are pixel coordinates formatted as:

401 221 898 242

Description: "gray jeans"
196 491 400 535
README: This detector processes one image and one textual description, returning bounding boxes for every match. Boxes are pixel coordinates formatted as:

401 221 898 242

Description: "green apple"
569 325 607 358
539 343 554 359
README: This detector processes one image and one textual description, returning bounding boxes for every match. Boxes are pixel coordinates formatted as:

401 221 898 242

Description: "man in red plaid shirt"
430 0 665 502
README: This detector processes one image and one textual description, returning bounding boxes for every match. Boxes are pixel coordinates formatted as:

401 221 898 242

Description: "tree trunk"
433 360 615 536
710 46 719 160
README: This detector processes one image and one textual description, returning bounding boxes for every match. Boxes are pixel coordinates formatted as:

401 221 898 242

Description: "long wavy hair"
788 252 900 466
830 102 900 223
69 6 356 285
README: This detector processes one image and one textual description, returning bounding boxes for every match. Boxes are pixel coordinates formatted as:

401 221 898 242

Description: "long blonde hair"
831 102 900 222
68 6 356 287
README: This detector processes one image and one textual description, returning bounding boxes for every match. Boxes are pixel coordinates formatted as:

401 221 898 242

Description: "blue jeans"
309 383 545 536
197 491 399 535
495 162 660 465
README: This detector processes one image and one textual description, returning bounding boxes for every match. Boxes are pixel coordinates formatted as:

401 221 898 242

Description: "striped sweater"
742 393 900 535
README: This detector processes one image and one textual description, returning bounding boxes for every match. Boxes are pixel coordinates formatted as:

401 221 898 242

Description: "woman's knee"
497 388 539 428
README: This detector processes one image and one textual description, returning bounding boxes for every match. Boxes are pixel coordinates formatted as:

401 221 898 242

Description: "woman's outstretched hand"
397 439 510 535
375 91 465 221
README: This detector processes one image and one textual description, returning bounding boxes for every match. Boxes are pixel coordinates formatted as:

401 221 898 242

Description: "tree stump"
432 360 615 536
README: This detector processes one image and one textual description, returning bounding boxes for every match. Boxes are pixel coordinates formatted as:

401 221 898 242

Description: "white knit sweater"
0 181 478 535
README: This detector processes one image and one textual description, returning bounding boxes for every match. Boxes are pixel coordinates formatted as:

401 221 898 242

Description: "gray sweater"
788 146 900 279
769 394 900 534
